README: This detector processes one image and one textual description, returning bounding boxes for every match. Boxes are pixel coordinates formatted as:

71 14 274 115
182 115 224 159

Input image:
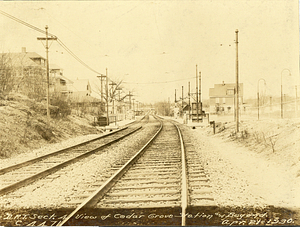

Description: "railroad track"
0 117 148 197
59 116 215 226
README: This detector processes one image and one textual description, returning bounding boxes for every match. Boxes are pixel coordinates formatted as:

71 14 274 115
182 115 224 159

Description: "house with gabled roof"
0 47 76 100
1 47 46 70
209 81 243 114
0 47 47 99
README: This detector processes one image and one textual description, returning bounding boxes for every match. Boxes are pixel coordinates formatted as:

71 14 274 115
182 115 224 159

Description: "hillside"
0 92 100 158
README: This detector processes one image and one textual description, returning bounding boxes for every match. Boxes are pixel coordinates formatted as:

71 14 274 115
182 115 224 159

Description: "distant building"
68 79 102 115
49 64 73 96
0 47 46 76
0 47 46 99
209 81 243 114
1 47 46 70
70 79 92 101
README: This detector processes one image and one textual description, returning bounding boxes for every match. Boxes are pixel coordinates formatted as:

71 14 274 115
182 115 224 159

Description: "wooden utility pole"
97 74 106 112
168 97 170 117
132 98 135 113
109 81 117 115
235 29 239 133
188 82 191 121
196 65 199 122
181 86 184 110
116 87 122 115
106 68 109 126
296 86 298 118
128 91 133 110
37 25 57 125
199 71 202 122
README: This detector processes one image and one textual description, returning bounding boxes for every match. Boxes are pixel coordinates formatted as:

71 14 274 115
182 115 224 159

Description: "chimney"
21 47 26 53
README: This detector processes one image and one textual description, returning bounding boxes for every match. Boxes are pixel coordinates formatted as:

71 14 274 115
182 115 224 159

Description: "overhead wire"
0 9 53 36
1 9 182 88
56 38 103 75
0 9 105 77
123 77 196 84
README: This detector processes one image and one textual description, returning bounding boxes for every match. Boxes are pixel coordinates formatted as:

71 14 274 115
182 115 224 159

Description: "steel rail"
0 126 142 196
0 126 129 175
0 115 148 175
152 116 189 225
174 123 188 226
58 117 163 226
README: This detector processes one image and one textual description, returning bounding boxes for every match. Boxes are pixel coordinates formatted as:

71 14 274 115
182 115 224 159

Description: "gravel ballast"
0 120 159 209
1 117 299 226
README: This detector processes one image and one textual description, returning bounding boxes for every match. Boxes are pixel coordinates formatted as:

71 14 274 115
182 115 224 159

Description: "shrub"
0 139 17 158
50 95 72 118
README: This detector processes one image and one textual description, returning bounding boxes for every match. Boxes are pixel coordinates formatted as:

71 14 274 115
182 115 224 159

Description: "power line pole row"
37 25 133 127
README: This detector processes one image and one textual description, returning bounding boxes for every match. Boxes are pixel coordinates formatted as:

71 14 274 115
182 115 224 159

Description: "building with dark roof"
0 47 47 99
209 81 243 114
1 47 46 69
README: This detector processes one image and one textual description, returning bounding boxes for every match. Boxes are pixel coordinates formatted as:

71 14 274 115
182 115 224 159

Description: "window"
227 89 234 95
60 79 66 85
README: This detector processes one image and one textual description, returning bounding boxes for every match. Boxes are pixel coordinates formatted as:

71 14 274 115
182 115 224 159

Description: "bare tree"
14 54 46 101
93 78 127 114
0 53 15 95
0 52 46 100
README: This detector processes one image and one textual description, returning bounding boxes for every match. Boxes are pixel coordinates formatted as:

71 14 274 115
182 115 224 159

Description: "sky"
0 0 299 104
